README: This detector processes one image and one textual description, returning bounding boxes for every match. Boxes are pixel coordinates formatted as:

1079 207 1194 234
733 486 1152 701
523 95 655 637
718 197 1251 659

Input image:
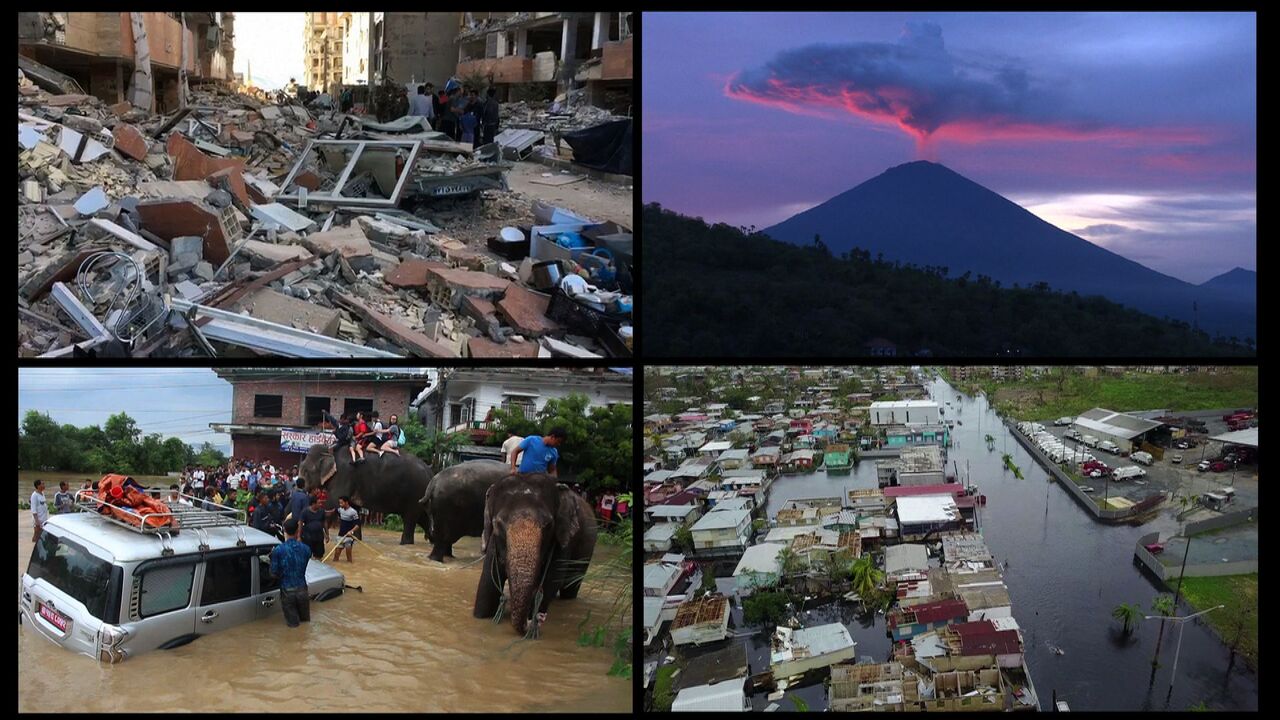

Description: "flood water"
762 376 1258 711
17 513 631 713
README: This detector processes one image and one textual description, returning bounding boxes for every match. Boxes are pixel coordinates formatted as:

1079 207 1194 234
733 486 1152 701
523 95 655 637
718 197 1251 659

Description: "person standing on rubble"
481 87 501 146
408 84 434 123
341 86 354 114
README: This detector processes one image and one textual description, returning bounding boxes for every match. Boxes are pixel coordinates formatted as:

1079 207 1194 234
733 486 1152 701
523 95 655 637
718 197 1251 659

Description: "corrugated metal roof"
647 504 699 518
733 543 786 575
1211 427 1258 447
884 484 965 498
691 508 750 531
892 598 968 627
884 543 929 573
644 596 665 628
1074 408 1162 439
643 562 682 590
895 495 961 524
644 523 679 543
671 681 747 712
495 127 545 153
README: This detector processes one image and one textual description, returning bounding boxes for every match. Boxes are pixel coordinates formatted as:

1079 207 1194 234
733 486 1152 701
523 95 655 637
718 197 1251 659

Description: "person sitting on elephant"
501 431 524 468
376 414 403 457
513 427 568 476
324 410 357 463
351 412 370 463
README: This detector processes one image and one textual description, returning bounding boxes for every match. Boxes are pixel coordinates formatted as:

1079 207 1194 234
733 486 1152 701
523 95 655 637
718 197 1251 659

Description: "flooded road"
17 512 631 713
758 376 1257 711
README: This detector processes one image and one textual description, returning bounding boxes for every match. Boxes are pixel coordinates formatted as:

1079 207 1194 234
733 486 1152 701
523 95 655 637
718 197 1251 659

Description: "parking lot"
1033 412 1258 519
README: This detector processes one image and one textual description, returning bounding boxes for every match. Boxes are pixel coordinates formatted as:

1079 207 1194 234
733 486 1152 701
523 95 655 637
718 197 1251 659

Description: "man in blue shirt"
269 518 312 627
288 483 310 525
513 427 568 477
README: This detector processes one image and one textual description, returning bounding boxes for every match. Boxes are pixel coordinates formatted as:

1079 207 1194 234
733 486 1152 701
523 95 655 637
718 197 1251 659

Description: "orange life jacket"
98 474 174 530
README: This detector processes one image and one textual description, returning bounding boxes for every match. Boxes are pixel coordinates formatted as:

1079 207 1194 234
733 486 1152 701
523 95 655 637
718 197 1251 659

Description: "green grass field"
18 470 174 504
974 368 1257 421
1174 573 1257 668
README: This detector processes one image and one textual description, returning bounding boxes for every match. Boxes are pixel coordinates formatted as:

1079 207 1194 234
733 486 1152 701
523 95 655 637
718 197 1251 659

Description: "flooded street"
18 512 631 713
758 376 1258 710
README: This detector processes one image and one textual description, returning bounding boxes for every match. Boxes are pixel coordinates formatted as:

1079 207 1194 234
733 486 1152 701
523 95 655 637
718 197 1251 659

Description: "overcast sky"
643 12 1256 283
18 368 232 452
233 12 305 91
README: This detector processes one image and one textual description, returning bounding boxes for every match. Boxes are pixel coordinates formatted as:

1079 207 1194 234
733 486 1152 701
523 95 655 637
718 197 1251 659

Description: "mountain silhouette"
763 161 1255 340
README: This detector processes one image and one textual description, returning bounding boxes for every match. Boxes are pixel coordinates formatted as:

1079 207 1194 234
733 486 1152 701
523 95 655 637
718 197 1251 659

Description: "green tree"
672 525 694 554
1113 602 1143 635
850 554 884 601
777 546 806 578
488 393 632 493
742 588 790 626
400 413 466 470
816 549 852 588
191 441 227 468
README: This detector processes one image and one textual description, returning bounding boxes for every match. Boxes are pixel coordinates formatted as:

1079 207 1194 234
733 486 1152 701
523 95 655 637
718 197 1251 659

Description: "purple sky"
643 12 1256 283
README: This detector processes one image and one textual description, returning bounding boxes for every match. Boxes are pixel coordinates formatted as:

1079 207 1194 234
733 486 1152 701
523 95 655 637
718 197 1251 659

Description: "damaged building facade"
18 12 236 112
303 12 345 93
456 12 632 112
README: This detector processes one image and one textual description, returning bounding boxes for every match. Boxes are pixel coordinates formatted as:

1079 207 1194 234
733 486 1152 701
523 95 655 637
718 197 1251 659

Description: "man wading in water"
269 518 312 627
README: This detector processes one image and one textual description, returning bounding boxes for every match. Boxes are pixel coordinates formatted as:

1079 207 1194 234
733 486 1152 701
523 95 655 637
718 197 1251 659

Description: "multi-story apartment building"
303 12 345 93
18 12 235 111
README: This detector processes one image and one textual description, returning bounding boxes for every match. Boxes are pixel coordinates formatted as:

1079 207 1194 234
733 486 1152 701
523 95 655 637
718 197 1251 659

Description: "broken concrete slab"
169 236 204 273
135 198 236 265
112 122 150 161
193 261 216 281
73 186 109 216
496 284 561 338
461 295 500 325
61 114 103 135
385 258 448 289
329 290 458 358
425 266 511 295
231 287 340 337
259 105 282 121
240 239 314 268
166 133 250 207
467 336 541 358
356 215 412 244
108 101 134 117
251 202 317 232
541 335 603 358
301 225 373 261
45 94 92 107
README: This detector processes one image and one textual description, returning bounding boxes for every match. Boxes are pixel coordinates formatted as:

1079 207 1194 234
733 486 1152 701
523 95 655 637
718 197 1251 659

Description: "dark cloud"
724 23 1208 149
1075 223 1130 236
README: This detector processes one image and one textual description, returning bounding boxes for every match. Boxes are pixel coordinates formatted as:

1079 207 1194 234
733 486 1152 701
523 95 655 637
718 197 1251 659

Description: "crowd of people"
400 78 500 149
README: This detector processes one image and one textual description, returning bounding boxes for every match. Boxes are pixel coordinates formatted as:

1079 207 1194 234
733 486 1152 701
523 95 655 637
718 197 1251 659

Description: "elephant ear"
481 483 496 553
318 452 338 487
554 486 583 550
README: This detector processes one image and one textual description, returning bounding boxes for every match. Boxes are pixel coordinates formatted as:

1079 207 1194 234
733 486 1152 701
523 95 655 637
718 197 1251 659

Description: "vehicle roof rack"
73 489 246 535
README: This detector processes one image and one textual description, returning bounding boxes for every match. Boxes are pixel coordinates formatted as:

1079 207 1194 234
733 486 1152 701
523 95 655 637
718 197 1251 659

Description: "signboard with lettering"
280 429 336 454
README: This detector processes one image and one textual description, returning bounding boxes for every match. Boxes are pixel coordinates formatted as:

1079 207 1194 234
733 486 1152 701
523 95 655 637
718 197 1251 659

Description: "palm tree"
818 550 852 588
1149 594 1176 667
850 554 884 603
1113 602 1143 635
777 547 805 579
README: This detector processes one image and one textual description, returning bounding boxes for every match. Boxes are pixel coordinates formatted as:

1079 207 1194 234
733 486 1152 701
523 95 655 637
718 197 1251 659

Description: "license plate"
432 184 473 196
38 603 69 632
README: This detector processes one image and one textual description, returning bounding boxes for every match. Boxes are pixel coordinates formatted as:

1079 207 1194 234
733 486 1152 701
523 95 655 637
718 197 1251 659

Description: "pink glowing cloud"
724 22 1215 157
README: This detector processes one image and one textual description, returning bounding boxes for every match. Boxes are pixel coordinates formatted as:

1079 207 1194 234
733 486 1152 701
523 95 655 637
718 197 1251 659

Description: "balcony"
456 56 532 84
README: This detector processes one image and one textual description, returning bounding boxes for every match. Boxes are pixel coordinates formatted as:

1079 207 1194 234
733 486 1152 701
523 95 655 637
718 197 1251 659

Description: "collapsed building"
17 16 633 359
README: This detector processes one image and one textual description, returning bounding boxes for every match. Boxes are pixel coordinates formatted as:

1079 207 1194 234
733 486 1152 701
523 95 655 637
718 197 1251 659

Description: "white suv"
20 492 345 663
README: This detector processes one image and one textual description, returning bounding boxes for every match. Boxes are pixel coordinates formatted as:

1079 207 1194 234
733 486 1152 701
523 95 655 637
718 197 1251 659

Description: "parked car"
1197 460 1212 472
1175 440 1192 450
1170 454 1183 464
1130 451 1154 466
20 493 346 663
1210 461 1230 472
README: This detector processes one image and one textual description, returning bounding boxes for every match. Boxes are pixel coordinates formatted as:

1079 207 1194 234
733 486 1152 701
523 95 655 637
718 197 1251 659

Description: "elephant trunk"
504 517 545 636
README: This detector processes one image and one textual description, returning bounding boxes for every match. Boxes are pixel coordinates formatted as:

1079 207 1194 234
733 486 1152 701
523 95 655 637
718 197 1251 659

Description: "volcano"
763 161 1255 340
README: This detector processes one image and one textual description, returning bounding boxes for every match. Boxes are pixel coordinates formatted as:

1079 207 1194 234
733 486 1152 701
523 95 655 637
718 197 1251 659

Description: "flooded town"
18 366 633 712
642 366 1258 712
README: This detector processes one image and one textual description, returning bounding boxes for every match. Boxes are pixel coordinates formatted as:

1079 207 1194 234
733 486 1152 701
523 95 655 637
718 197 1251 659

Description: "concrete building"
896 494 963 538
303 12 345 92
369 13 461 88
716 448 750 471
770 623 858 680
208 366 430 469
870 400 940 426
340 12 372 86
455 12 632 108
19 12 235 110
1071 408 1164 454
410 367 631 436
643 523 679 554
732 543 785 596
689 508 752 552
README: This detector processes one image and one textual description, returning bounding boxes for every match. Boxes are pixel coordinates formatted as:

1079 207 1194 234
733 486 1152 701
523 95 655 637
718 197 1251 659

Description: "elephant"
473 473 598 637
296 443 433 545
419 459 512 563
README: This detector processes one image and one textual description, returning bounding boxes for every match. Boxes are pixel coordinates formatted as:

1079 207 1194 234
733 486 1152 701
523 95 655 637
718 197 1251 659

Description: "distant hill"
643 204 1253 357
762 161 1255 341
1199 267 1256 308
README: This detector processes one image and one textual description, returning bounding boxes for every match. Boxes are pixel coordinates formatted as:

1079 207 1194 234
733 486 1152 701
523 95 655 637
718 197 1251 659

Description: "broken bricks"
111 122 150 161
135 198 238 265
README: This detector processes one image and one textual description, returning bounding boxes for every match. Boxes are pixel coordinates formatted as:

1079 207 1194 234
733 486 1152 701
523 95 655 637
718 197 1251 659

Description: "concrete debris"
17 69 632 358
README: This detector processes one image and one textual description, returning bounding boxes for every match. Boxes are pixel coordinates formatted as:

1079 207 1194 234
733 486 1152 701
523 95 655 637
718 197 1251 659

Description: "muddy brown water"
17 512 631 712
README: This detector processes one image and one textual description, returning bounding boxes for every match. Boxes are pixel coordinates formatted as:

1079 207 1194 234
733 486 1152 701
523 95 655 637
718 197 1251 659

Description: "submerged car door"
253 546 283 621
127 556 200 651
194 549 260 634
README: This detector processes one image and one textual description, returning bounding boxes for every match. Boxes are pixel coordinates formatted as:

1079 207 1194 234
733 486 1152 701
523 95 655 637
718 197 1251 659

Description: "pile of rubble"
501 93 628 135
17 68 633 358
